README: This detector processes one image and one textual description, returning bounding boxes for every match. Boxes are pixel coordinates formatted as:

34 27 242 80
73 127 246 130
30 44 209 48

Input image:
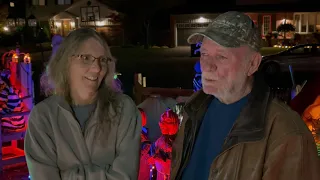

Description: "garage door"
177 28 204 46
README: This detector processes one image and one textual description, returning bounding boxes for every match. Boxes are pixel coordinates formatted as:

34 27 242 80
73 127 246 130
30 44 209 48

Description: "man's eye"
201 53 208 56
217 55 226 60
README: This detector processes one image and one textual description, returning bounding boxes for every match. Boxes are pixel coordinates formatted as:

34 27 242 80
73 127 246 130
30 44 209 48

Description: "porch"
49 0 123 45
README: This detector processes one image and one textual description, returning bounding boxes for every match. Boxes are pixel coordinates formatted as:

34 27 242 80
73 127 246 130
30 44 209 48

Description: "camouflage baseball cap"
187 11 261 51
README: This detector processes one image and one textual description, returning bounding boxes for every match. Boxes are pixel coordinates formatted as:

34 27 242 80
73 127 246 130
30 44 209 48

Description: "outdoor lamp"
27 14 37 27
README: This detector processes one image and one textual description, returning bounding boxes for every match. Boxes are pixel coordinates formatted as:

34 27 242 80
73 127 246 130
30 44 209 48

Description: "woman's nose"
90 60 102 72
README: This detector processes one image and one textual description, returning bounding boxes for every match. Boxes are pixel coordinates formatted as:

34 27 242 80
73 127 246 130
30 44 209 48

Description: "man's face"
200 38 257 101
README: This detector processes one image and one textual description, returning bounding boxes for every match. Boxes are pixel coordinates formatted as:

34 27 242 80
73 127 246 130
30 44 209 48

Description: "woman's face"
69 38 111 104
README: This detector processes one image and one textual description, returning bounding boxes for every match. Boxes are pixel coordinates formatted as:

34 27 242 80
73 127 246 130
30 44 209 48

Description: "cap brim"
187 32 210 44
187 31 242 48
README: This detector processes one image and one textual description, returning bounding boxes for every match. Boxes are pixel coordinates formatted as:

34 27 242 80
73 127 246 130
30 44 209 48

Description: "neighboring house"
0 4 9 29
4 0 27 28
170 12 320 47
26 0 75 23
26 0 123 45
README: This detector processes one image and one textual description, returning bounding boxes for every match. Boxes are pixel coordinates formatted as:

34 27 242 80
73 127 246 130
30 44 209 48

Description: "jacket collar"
55 95 99 130
184 73 271 146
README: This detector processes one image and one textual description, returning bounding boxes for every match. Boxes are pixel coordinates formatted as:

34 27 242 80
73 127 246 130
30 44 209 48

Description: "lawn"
260 47 289 56
110 46 288 61
109 46 289 89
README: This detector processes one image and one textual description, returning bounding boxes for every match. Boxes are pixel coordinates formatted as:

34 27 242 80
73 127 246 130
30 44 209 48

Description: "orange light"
12 53 19 63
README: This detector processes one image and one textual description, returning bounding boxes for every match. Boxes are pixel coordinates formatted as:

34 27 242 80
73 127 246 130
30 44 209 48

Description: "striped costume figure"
0 70 25 131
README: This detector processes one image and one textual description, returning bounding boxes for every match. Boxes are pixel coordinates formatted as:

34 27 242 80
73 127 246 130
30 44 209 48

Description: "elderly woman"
24 28 141 180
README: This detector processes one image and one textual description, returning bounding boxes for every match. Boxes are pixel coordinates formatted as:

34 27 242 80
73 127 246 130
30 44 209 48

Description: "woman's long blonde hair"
41 28 122 140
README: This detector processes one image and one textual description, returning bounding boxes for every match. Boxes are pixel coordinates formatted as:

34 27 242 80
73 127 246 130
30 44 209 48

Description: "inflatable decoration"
302 95 320 156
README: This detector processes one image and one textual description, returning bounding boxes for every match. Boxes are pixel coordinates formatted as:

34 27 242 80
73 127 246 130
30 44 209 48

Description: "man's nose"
200 59 217 72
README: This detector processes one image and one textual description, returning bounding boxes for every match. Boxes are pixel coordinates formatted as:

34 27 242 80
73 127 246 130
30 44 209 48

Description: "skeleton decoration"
173 102 185 126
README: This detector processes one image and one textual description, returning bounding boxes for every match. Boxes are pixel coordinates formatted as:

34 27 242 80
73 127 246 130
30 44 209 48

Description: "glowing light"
12 53 19 63
70 21 75 28
282 19 286 24
55 22 61 27
198 17 206 23
96 21 105 26
3 26 9 31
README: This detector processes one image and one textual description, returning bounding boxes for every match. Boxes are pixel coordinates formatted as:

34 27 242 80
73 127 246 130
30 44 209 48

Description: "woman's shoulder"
31 95 60 116
117 94 136 109
28 96 61 130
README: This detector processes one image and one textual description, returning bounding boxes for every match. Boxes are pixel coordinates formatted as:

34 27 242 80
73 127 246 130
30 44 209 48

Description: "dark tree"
107 0 185 48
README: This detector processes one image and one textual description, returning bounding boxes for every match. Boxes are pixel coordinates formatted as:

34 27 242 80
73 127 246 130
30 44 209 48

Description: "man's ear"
247 52 262 76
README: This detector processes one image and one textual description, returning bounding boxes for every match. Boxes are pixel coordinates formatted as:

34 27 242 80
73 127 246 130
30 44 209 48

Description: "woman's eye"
100 58 108 64
83 55 90 60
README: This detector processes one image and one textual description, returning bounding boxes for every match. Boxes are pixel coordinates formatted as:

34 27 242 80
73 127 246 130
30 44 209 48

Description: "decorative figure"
148 110 180 180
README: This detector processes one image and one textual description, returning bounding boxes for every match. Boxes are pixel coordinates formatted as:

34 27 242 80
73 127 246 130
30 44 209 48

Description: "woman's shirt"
72 103 96 129
24 94 142 180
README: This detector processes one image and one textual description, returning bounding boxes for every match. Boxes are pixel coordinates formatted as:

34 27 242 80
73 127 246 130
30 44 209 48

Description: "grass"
260 47 289 56
110 46 288 63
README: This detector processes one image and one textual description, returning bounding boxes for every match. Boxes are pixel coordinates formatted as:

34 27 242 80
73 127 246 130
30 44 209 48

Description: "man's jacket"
171 76 320 180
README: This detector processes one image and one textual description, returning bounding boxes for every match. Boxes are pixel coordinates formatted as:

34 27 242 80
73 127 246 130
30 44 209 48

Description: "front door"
62 20 72 36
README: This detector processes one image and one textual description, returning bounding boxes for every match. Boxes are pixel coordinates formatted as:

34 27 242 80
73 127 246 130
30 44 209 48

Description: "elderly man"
171 11 320 180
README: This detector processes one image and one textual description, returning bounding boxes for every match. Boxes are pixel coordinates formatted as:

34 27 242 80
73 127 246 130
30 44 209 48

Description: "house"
4 0 27 27
26 0 75 23
27 0 123 45
170 10 320 47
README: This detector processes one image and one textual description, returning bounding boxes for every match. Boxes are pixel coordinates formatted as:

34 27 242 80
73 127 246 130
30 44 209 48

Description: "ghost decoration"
51 34 64 56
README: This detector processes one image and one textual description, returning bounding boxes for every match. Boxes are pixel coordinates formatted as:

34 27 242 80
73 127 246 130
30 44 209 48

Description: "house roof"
51 0 118 20
169 3 320 14
52 11 77 20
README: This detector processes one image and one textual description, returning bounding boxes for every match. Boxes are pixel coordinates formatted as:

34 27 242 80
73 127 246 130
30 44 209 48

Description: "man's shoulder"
266 98 310 135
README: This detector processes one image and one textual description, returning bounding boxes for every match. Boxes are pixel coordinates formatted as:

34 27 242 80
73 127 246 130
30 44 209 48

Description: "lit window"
57 0 72 5
262 15 271 36
10 2 14 7
294 13 317 34
32 0 46 6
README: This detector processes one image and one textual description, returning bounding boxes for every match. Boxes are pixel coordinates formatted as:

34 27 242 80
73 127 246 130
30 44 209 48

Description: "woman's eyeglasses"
73 54 113 67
